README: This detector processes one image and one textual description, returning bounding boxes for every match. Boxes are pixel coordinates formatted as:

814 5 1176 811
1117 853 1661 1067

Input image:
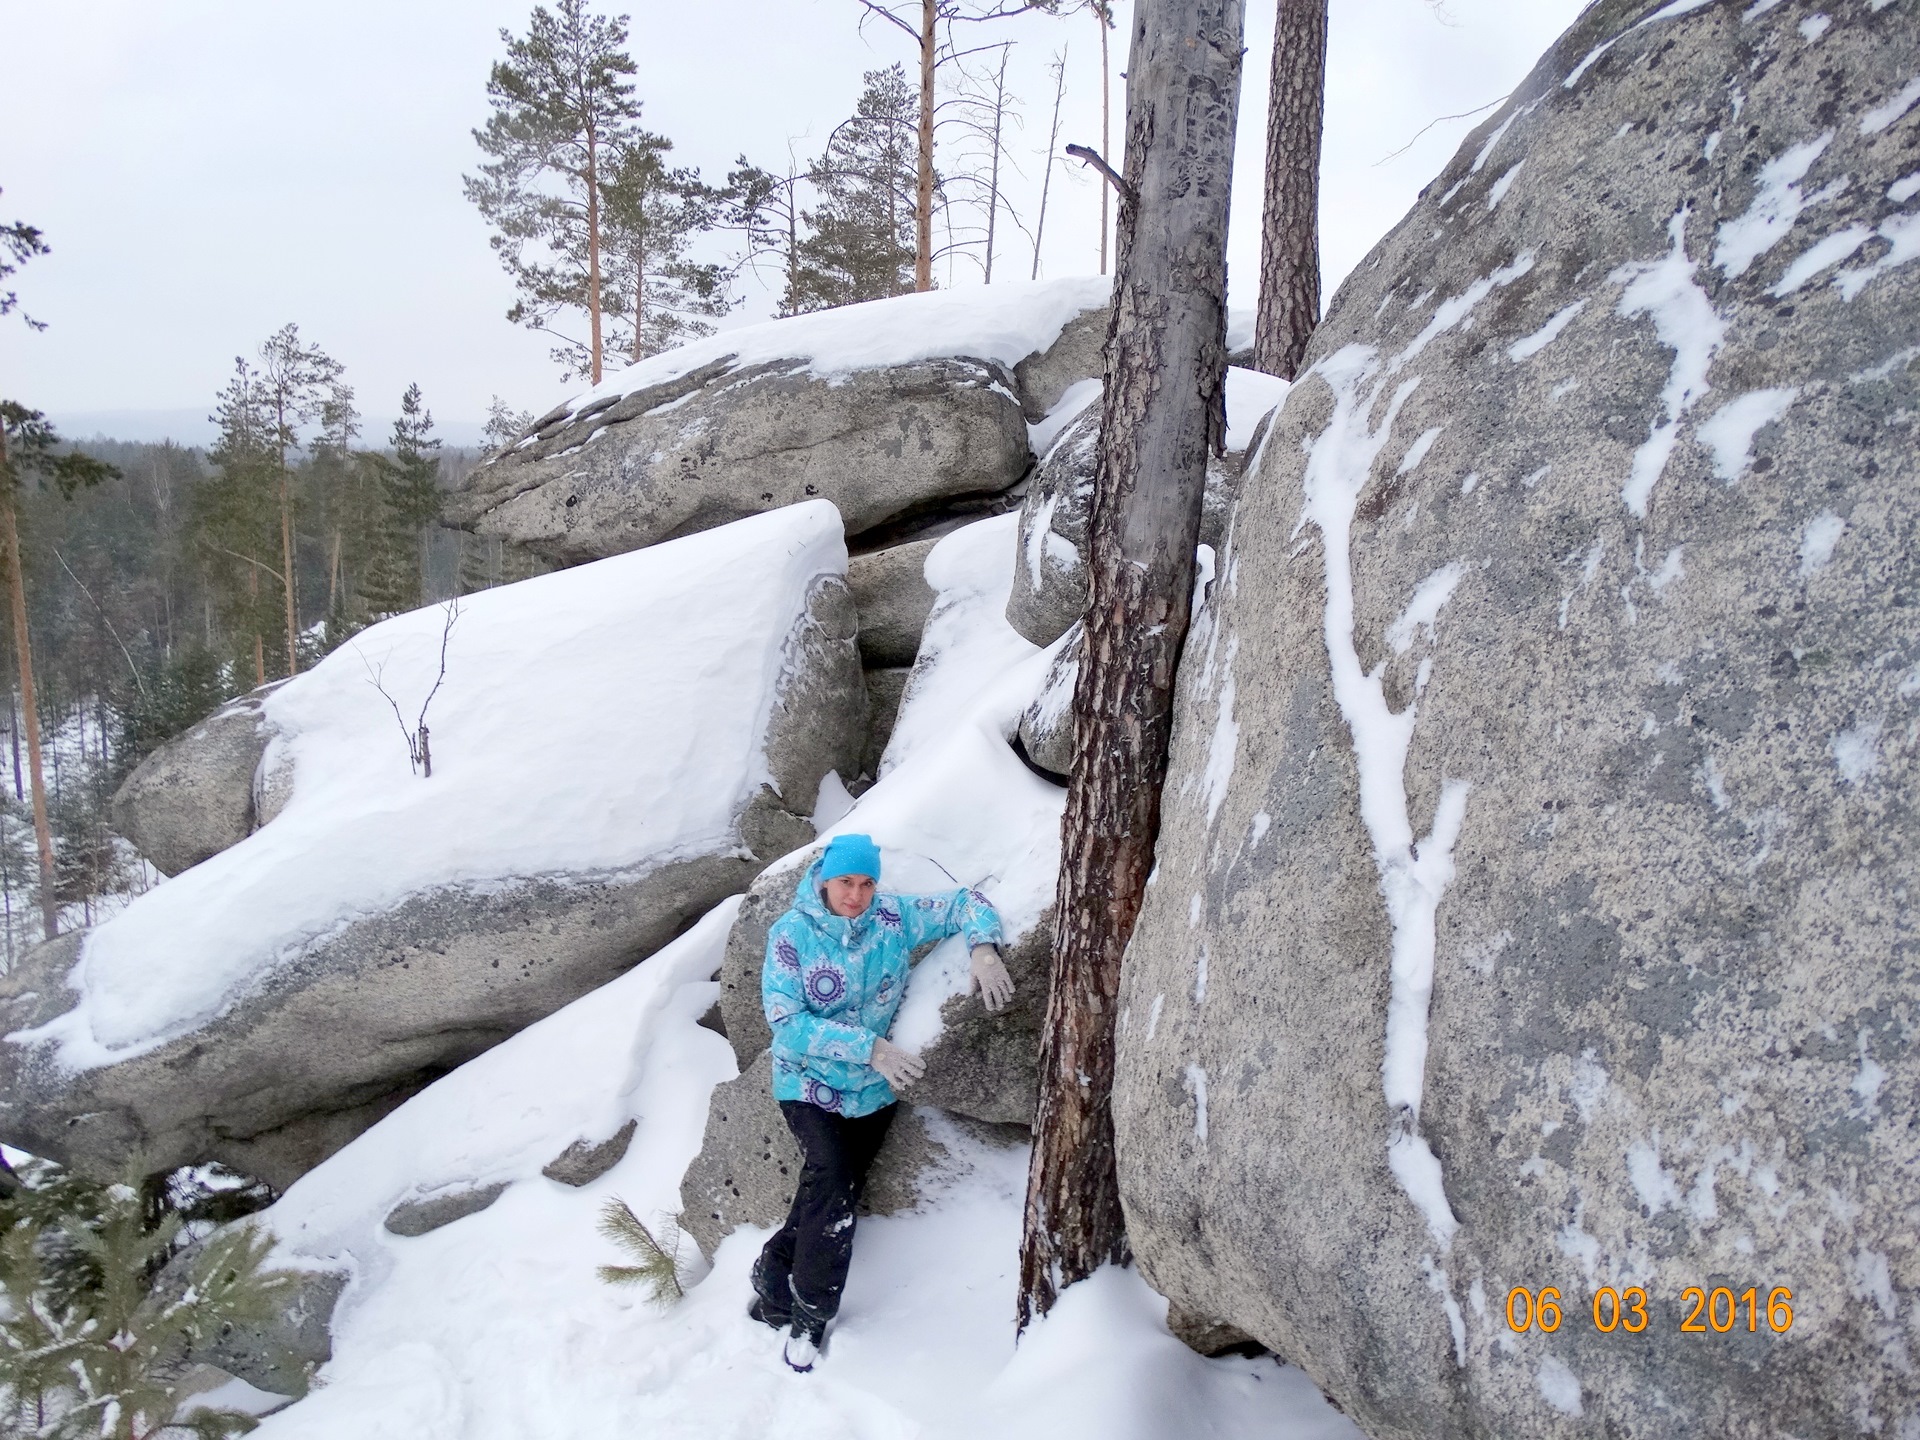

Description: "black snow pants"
754 1100 897 1331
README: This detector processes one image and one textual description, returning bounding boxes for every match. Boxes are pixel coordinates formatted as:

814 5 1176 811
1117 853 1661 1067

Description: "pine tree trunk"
915 0 936 292
1016 0 1244 1332
1097 1 1111 276
1251 0 1327 380
587 127 605 384
279 466 299 676
0 442 62 943
633 257 647 363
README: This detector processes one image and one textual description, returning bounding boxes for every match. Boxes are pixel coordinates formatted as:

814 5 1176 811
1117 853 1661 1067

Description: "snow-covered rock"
1117 2 1920 1435
448 280 1113 566
0 503 864 1188
111 686 281 876
1005 368 1288 648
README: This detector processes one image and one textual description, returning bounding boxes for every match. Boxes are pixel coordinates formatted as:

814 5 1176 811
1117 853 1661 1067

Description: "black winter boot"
749 1252 792 1331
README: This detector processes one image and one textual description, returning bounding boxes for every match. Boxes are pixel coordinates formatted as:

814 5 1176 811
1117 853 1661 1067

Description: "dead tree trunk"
1017 0 1244 1331
0 437 60 942
916 0 937 291
1251 0 1327 380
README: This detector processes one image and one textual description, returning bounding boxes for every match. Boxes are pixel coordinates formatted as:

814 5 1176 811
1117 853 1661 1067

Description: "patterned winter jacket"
763 856 1003 1117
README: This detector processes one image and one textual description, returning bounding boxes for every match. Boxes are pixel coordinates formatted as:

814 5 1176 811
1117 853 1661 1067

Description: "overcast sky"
1 0 1589 445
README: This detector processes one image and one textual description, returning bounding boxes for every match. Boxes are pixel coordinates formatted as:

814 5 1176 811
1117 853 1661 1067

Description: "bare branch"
415 598 460 737
1064 144 1133 203
853 0 921 40
1374 94 1508 166
198 542 286 587
355 646 420 771
51 548 149 701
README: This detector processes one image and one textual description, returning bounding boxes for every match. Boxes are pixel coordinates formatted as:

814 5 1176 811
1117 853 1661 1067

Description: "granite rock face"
111 688 280 876
1011 305 1108 420
677 1050 1024 1258
0 580 865 1191
1114 2 1920 1436
448 358 1032 565
1016 626 1079 779
848 538 939 668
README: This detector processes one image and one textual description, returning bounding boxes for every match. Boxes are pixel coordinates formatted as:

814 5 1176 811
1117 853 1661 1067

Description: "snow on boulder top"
18 502 849 1069
537 276 1111 431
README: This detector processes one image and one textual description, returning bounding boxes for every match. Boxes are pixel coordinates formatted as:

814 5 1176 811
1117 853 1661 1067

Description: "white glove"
970 944 1015 1013
870 1036 926 1090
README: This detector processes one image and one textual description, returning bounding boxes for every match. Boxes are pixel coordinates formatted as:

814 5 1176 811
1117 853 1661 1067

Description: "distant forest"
0 396 543 964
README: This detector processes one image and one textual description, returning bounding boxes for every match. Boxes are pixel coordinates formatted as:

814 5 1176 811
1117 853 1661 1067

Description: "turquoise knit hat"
819 833 882 882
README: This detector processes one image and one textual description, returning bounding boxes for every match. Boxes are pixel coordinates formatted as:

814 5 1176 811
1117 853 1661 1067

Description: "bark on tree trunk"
279 465 299 676
1017 0 1244 1332
1096 1 1111 276
0 438 61 942
915 0 936 292
1251 0 1327 381
587 128 605 384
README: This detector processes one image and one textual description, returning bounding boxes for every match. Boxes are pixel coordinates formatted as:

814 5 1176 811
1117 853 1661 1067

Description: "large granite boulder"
0 509 864 1190
447 357 1032 565
112 687 280 876
677 1050 1025 1258
1114 2 1920 1436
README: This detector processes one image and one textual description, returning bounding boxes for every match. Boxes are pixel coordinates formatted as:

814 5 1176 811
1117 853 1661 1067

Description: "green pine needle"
595 1198 685 1307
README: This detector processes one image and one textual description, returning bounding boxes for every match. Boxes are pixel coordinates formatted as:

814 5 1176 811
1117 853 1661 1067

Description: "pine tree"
849 1 1066 290
723 155 808 317
1 191 49 333
482 396 534 456
1017 0 1243 1331
1251 0 1327 379
0 405 115 942
465 0 644 384
0 1159 302 1440
256 325 343 678
194 360 282 688
792 65 921 311
602 133 730 362
383 384 444 608
595 1198 686 1307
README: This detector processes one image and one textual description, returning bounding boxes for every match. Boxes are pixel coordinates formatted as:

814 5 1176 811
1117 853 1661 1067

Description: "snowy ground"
236 507 1356 1440
249 895 1359 1440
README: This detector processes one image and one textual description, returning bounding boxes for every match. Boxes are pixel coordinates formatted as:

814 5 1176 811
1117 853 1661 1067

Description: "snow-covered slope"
23 502 849 1069
249 896 1356 1440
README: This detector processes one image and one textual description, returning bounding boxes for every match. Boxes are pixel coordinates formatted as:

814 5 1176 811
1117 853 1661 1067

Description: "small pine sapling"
0 1161 304 1439
594 1199 686 1308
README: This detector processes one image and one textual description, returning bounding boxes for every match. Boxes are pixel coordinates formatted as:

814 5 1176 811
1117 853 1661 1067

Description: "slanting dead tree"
1017 0 1245 1330
360 598 459 778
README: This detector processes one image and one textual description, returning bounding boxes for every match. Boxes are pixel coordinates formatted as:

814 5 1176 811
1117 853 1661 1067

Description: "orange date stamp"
1505 1285 1794 1335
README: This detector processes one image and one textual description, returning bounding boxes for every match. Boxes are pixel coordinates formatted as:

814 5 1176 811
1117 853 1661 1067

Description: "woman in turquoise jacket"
752 832 1014 1372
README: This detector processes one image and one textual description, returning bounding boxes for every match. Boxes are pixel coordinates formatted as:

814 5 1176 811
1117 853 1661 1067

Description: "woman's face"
824 874 876 918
